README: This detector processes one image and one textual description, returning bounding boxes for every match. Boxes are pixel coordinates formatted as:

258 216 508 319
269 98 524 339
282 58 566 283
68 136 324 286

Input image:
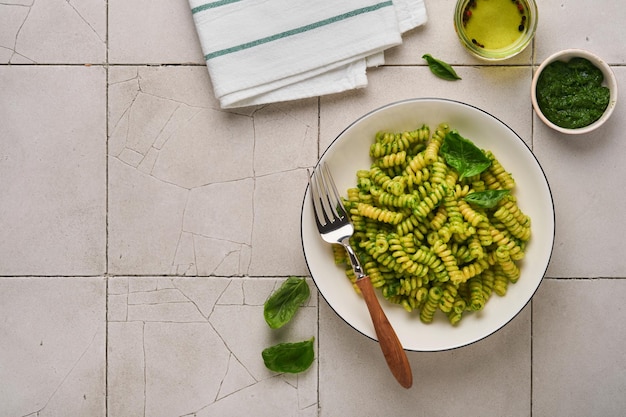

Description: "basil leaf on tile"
440 130 491 179
262 338 315 373
263 276 310 329
422 54 462 81
465 190 510 208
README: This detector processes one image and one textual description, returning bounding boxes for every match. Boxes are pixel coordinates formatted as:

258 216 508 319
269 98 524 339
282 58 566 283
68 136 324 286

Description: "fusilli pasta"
334 123 531 325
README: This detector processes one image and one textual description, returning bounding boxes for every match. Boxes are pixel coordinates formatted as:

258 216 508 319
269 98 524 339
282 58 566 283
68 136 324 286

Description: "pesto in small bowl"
531 49 618 135
536 58 610 129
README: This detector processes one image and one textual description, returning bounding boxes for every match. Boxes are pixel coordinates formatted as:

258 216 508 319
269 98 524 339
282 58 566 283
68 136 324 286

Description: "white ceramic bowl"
301 98 555 351
531 49 617 134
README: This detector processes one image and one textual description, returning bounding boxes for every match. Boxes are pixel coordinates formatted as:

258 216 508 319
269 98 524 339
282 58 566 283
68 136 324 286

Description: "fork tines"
308 162 347 229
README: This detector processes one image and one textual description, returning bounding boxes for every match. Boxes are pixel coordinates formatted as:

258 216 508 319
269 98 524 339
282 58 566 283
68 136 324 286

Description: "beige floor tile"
0 277 106 416
0 0 106 64
535 2 626 63
108 0 204 64
0 66 106 275
533 279 626 417
108 66 317 276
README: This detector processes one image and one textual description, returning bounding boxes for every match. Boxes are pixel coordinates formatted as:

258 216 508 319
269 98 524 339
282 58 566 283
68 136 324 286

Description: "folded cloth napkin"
189 0 427 108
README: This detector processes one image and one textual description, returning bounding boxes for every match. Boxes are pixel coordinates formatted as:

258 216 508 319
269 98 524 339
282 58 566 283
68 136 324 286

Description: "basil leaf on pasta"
465 190 511 208
441 130 491 179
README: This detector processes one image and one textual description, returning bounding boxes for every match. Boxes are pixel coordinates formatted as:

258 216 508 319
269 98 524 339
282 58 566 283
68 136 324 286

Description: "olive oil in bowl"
454 0 537 60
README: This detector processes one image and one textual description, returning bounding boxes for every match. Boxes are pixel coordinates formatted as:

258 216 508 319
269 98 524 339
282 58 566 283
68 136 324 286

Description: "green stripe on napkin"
204 1 394 61
191 0 241 14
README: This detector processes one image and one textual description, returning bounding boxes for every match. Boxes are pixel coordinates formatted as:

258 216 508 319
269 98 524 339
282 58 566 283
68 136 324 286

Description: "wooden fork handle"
355 276 413 389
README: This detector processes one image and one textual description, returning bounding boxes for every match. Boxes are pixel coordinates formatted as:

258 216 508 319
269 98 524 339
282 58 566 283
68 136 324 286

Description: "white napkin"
189 0 427 108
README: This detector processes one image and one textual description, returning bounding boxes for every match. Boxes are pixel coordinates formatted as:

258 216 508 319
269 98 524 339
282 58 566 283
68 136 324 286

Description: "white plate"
301 98 555 352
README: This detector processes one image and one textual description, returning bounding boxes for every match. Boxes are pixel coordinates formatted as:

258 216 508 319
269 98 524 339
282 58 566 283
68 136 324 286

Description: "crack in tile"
64 0 104 44
111 91 207 187
134 70 213 113
108 278 318 415
110 94 138 133
170 279 210 321
189 235 250 276
109 92 139 157
128 300 195 306
108 68 140 86
127 91 178 155
207 281 232 319
152 104 204 151
300 402 318 413
255 166 310 179
183 176 256 190
243 279 279 307
132 313 244 417
213 353 256 402
171 260 198 277
19 329 100 417
121 285 208 322
111 152 191 197
177 185 253 276
171 197 195 275
2 1 34 63
185 320 260 414
210 248 242 276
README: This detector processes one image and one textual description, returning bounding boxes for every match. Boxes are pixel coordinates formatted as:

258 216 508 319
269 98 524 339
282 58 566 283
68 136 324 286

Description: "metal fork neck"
340 237 366 280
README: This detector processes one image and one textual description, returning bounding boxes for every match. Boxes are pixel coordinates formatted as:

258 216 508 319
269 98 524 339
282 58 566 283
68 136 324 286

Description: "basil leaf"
440 130 491 180
263 276 310 329
422 54 462 81
465 190 510 208
262 337 315 373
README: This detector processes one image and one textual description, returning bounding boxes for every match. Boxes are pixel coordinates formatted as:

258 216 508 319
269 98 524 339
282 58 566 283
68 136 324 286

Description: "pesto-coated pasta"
333 123 532 325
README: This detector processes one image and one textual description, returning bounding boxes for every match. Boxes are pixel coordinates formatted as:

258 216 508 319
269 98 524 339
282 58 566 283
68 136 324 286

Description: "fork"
308 162 413 389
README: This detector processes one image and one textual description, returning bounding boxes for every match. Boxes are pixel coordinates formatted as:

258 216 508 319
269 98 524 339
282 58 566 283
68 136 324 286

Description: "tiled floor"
1 1 626 416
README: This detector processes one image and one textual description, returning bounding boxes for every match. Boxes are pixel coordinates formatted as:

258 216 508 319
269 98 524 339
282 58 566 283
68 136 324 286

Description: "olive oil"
461 0 528 51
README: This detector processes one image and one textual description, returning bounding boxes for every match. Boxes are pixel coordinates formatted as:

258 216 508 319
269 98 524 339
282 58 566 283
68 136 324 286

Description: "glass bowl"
454 0 538 61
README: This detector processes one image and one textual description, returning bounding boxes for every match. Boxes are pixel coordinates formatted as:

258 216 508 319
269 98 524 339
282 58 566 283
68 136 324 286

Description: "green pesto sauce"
536 57 610 129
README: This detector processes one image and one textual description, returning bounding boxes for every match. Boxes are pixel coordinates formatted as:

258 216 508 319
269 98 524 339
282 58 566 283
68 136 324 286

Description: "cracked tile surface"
2 0 626 416
108 66 317 276
0 0 106 64
107 277 317 417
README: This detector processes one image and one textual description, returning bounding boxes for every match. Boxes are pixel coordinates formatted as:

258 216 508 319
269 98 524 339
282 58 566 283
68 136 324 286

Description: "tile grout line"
104 0 110 416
